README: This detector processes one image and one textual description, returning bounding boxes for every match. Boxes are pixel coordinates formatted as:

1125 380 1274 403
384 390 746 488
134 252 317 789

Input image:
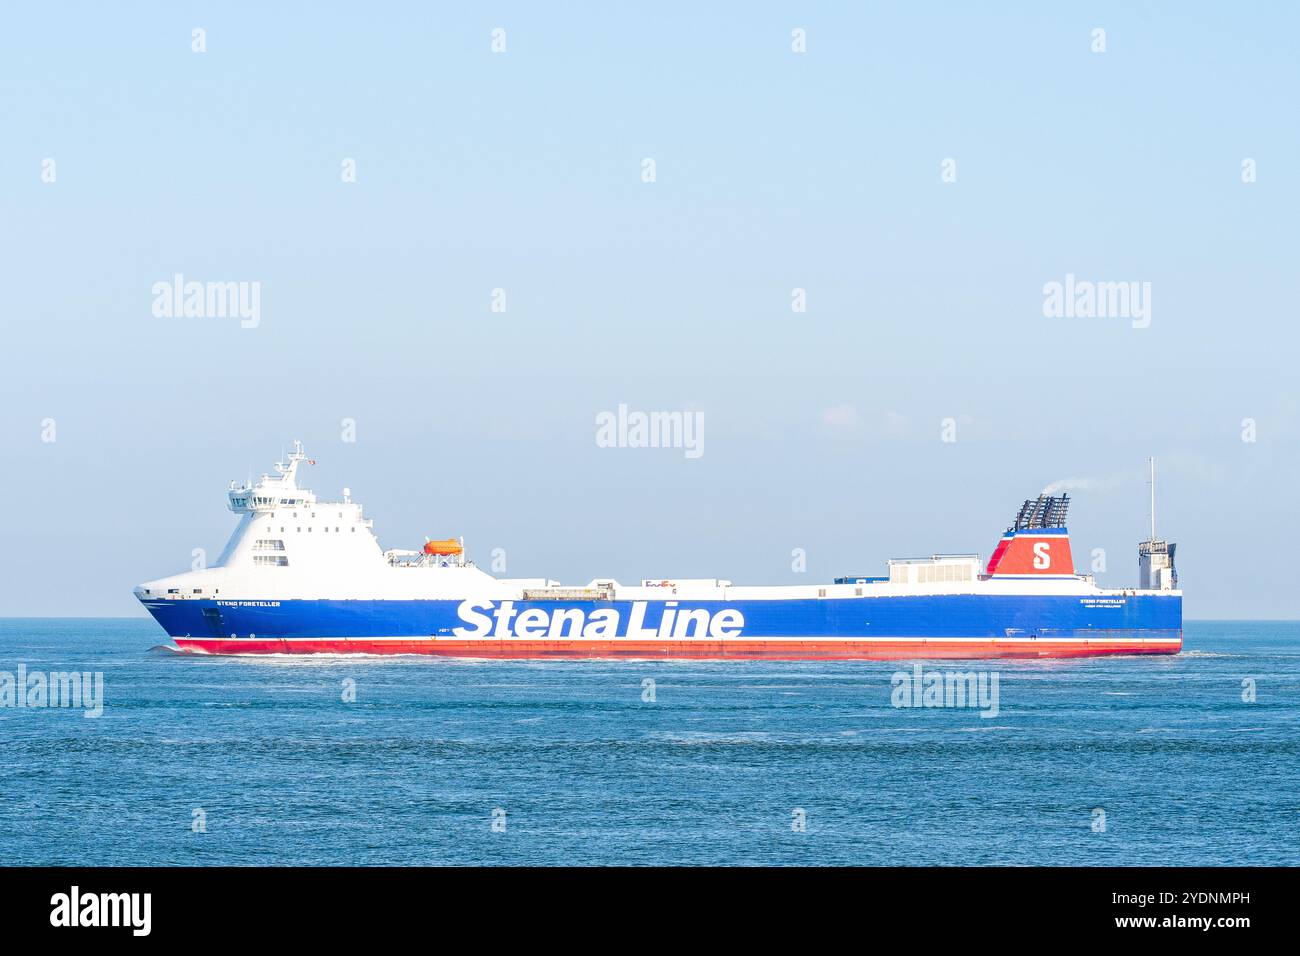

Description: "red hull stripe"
172 636 1182 660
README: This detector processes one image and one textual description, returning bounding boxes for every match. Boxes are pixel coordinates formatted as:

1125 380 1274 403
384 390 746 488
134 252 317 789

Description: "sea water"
1 619 1296 865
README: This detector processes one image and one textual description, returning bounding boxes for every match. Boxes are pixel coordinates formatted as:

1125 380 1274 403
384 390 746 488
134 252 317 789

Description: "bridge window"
254 555 289 566
254 539 286 551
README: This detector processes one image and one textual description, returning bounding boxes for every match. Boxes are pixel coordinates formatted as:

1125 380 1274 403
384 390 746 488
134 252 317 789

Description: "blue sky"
1 3 1296 617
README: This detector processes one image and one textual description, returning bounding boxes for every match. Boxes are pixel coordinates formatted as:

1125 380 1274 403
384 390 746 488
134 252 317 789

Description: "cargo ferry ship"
136 443 1182 659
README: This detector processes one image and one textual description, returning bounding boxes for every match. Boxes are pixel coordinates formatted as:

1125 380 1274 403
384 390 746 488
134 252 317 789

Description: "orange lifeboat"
423 538 463 556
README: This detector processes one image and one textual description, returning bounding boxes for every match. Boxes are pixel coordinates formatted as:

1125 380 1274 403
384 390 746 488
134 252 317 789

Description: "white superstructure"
136 442 1174 608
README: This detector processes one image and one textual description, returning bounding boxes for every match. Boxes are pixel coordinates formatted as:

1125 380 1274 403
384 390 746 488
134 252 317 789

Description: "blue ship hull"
141 592 1183 659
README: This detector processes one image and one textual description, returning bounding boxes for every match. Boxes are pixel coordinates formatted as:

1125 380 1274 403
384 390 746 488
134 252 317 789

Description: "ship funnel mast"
1138 457 1177 590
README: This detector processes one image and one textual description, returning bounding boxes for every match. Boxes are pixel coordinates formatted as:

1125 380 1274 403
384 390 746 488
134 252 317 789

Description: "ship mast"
1148 457 1156 542
1138 456 1176 590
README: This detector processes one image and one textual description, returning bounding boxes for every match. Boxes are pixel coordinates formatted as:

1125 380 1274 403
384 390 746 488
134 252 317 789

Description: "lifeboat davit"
423 538 463 556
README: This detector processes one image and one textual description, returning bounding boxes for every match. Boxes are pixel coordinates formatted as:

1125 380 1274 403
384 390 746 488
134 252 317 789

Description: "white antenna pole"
1149 457 1156 541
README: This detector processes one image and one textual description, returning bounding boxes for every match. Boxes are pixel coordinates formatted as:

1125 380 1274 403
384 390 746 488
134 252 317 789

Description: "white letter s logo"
1032 542 1051 569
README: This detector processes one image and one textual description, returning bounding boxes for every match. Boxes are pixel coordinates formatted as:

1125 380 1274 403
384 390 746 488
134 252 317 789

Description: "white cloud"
822 404 860 429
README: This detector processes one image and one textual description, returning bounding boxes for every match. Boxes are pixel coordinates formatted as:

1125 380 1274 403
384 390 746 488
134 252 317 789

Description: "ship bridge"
227 440 317 512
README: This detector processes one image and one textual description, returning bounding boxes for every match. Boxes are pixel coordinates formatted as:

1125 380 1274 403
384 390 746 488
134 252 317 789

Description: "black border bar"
0 866 1283 942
